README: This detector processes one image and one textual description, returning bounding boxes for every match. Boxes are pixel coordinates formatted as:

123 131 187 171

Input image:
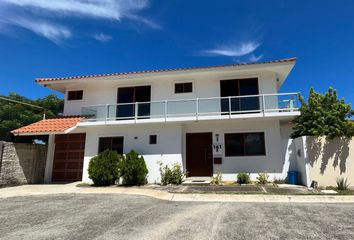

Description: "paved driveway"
0 194 354 240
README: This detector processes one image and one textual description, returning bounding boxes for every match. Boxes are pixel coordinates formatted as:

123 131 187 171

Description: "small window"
67 90 83 101
98 137 124 154
149 135 157 145
224 132 265 157
175 82 192 93
67 90 83 100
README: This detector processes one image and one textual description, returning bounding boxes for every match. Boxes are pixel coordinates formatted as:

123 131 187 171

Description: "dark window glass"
224 132 265 157
175 82 193 93
98 137 124 154
67 90 83 100
220 78 259 113
117 86 151 119
149 135 157 144
225 133 244 156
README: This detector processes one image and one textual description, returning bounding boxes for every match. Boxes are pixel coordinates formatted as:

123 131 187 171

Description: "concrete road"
0 194 353 240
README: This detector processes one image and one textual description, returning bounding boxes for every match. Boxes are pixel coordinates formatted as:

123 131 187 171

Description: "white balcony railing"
81 93 300 123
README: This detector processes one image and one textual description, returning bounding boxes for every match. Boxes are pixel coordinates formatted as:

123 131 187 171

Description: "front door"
186 132 213 176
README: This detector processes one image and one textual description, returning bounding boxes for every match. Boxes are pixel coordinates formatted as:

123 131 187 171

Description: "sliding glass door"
116 86 151 119
220 78 260 114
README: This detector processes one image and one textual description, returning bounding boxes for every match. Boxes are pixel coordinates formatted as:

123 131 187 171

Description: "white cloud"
248 54 263 62
203 41 260 57
0 0 158 45
1 0 149 21
2 17 72 45
94 33 112 42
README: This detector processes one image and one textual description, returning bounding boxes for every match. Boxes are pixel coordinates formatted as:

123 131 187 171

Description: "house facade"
12 58 300 183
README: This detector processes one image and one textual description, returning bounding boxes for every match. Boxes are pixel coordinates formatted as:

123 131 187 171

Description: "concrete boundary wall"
0 142 47 186
295 136 354 187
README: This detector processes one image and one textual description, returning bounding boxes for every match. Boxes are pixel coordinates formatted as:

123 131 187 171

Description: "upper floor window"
67 90 83 101
224 132 265 157
175 82 192 94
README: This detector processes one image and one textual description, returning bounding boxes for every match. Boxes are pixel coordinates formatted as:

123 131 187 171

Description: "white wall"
63 70 279 116
81 123 183 184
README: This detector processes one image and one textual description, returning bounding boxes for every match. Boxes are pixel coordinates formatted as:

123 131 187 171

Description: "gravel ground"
0 193 354 240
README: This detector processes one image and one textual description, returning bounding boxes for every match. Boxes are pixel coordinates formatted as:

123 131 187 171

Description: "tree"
291 87 354 139
0 92 64 141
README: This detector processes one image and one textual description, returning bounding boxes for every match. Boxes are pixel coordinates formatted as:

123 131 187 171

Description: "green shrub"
159 163 185 185
273 178 286 185
119 150 148 186
336 176 350 190
237 172 250 184
257 172 269 185
211 169 223 185
88 150 121 186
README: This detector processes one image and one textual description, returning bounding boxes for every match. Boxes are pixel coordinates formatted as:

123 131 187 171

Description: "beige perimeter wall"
305 136 354 187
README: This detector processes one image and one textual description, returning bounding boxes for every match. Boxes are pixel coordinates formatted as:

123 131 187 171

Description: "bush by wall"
88 150 121 186
159 163 185 185
119 150 148 186
237 172 250 184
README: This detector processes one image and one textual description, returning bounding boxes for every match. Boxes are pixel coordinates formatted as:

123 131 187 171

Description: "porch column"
44 134 55 183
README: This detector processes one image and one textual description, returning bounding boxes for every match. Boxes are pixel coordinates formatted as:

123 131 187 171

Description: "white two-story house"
12 58 300 183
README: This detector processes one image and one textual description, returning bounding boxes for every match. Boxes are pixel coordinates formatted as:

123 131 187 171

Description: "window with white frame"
67 90 83 101
174 82 192 94
98 136 124 154
149 134 157 144
224 132 265 157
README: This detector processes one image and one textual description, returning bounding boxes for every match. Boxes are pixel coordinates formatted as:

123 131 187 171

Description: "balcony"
79 93 300 126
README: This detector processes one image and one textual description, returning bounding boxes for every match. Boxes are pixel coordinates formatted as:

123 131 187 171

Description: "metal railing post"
105 104 109 124
262 94 266 117
196 98 199 121
164 100 167 122
134 102 138 123
228 96 231 119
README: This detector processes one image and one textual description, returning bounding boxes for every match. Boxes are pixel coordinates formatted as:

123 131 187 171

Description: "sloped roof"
36 57 296 83
11 116 84 135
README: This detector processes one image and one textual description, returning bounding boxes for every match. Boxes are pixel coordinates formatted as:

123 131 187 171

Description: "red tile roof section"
36 57 296 83
11 116 83 135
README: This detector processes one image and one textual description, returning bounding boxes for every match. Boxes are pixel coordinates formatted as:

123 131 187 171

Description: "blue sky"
0 0 353 105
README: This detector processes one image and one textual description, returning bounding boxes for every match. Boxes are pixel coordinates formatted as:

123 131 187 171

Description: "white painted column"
44 134 55 183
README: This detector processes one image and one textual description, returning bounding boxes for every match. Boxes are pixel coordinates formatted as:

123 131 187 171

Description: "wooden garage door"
52 133 86 182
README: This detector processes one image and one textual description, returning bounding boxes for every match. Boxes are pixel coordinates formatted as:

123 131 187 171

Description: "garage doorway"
52 133 86 182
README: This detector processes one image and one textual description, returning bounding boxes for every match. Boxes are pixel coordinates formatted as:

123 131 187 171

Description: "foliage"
273 178 286 185
257 172 269 185
159 162 185 185
336 176 350 191
88 150 121 186
0 92 64 141
119 150 148 186
291 87 354 139
211 169 223 185
237 172 250 184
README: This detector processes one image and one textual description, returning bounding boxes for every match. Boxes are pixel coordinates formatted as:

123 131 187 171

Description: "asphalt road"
0 194 354 240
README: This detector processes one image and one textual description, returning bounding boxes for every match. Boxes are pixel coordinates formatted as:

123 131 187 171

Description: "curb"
1 185 354 203
78 187 354 203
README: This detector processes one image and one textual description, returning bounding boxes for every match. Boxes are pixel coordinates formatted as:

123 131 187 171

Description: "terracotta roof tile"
36 57 296 83
11 116 83 135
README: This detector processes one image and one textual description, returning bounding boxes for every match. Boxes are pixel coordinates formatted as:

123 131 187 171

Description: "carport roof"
11 116 84 136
